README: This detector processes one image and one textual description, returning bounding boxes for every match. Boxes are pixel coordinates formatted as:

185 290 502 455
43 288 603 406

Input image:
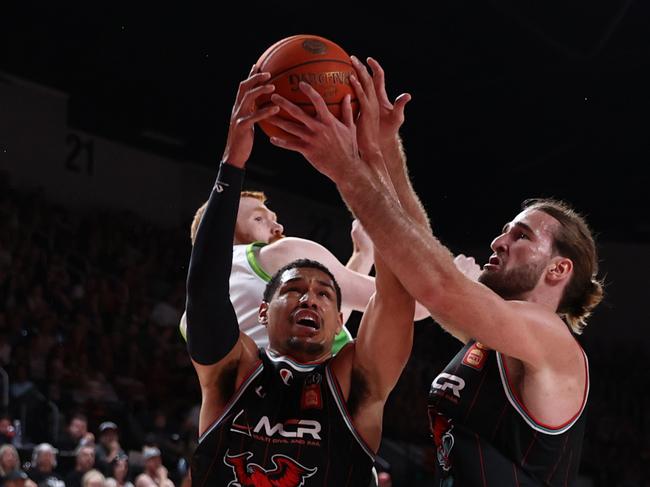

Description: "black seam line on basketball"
267 59 353 83
293 99 359 108
260 99 359 107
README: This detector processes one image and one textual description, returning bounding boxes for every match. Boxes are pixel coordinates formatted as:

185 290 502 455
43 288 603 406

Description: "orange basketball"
255 35 359 139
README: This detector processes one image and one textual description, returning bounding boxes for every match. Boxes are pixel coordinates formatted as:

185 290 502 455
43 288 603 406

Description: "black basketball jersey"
190 348 375 486
428 340 589 486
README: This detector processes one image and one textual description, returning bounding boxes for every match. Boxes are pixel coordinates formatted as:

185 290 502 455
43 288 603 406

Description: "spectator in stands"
142 410 182 479
0 444 21 477
27 443 64 487
81 469 105 487
2 162 641 485
134 447 173 487
1 469 32 487
94 423 124 476
104 454 133 487
0 416 16 445
55 413 94 452
64 444 95 487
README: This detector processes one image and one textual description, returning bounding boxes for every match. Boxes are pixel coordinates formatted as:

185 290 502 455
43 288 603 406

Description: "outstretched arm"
345 238 415 453
186 163 244 367
320 147 414 453
263 70 415 452
186 67 278 435
350 55 431 234
266 77 572 368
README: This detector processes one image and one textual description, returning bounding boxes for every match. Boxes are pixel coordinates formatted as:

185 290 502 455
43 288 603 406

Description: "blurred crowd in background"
0 172 648 487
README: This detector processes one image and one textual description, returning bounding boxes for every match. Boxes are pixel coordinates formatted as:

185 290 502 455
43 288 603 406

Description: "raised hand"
221 65 279 168
266 81 361 185
351 56 411 153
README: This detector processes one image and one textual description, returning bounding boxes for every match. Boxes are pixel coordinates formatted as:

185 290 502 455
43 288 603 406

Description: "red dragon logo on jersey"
224 450 317 487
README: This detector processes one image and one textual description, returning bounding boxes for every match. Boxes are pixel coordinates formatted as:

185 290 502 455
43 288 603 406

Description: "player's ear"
258 302 270 326
547 257 573 283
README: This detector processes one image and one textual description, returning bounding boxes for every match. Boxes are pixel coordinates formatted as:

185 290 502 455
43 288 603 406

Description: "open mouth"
293 309 321 330
483 255 501 270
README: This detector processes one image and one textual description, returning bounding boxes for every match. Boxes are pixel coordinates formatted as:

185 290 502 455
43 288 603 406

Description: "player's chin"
287 337 326 357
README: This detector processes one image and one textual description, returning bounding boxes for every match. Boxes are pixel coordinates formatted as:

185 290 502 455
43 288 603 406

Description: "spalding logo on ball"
255 35 359 139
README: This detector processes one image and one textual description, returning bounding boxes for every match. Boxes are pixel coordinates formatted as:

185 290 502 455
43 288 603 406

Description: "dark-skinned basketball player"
185 65 416 486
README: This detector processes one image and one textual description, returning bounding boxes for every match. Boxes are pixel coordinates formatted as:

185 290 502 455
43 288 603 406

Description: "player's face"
261 267 342 362
479 208 559 299
234 197 285 244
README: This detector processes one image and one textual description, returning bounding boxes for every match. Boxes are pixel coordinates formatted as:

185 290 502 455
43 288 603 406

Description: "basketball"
255 35 359 139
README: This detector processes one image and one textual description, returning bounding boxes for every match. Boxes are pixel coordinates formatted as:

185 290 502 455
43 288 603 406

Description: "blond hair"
82 469 106 487
189 191 267 245
0 444 20 476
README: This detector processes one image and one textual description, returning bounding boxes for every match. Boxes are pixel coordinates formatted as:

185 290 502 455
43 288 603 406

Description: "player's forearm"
373 246 412 311
363 250 415 397
381 136 432 233
186 162 242 365
337 168 454 311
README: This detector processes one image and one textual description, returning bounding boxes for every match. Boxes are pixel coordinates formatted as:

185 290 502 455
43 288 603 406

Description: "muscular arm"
349 55 431 234
185 163 258 434
336 166 575 367
267 80 574 370
381 133 431 233
186 163 243 366
333 228 415 453
186 67 278 435
334 183 586 427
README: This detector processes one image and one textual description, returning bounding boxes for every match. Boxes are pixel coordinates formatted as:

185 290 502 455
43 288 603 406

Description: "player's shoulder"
268 236 319 247
507 299 561 322
258 237 338 276
262 237 329 258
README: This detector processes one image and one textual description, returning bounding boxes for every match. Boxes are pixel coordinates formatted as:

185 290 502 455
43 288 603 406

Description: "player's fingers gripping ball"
255 35 359 138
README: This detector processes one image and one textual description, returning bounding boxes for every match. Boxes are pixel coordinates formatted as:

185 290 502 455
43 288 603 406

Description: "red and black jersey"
190 348 375 487
428 340 589 486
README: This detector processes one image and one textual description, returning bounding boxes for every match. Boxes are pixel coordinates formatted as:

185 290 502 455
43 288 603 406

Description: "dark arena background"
1 1 649 486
